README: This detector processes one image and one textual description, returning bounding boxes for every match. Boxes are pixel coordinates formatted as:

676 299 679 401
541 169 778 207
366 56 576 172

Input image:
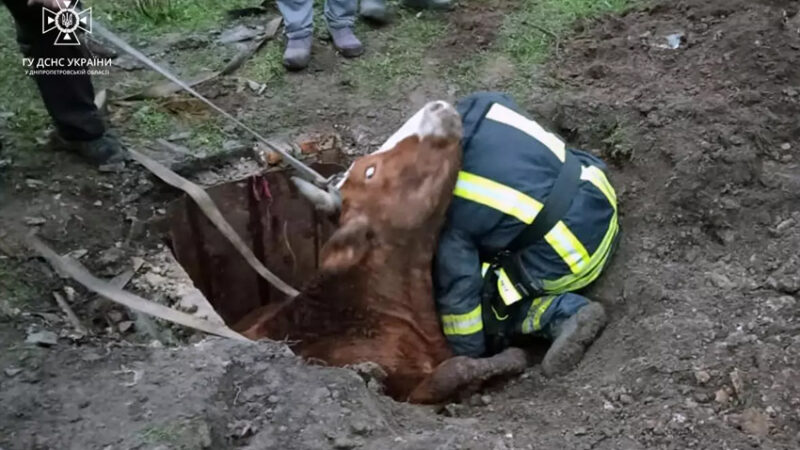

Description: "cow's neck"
318 234 447 347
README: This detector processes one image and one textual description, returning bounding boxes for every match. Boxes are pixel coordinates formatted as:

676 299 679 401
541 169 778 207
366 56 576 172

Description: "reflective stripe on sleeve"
485 103 566 163
520 295 556 334
454 172 542 224
544 221 591 274
441 305 483 336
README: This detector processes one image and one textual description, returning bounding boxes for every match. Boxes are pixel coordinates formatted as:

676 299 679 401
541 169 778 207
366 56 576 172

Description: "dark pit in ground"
165 163 343 332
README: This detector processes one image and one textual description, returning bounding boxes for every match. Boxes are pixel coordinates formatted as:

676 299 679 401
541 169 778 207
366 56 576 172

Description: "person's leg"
324 0 363 57
516 293 607 377
359 0 390 24
276 0 314 69
2 0 123 164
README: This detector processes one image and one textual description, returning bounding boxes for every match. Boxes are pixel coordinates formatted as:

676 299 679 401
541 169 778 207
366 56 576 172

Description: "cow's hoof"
541 302 607 377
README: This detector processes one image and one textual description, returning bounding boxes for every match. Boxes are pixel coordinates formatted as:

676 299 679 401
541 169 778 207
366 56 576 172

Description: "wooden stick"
52 291 88 336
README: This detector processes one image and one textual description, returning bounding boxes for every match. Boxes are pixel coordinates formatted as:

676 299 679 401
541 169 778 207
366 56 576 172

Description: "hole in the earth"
164 163 344 331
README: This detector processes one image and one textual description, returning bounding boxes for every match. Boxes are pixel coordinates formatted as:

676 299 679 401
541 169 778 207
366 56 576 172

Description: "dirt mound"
0 336 507 449
474 0 799 448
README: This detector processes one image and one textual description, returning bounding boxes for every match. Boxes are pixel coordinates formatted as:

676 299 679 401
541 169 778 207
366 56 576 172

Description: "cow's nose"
428 101 445 112
419 100 461 141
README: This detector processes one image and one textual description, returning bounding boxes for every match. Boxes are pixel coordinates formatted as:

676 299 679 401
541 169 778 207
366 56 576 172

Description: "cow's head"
294 101 462 274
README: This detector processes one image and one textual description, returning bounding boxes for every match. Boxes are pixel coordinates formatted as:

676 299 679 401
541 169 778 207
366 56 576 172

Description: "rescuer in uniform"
434 91 619 376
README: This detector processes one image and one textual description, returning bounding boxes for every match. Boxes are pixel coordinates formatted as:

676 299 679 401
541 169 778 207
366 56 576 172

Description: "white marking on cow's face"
334 101 459 189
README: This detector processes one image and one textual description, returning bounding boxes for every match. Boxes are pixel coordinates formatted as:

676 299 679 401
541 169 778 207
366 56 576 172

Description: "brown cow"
240 101 529 403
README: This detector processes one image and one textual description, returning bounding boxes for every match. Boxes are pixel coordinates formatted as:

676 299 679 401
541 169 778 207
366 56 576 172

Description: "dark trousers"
2 0 105 141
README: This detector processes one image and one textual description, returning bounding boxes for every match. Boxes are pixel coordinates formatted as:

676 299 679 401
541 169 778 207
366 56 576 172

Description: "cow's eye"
365 166 376 179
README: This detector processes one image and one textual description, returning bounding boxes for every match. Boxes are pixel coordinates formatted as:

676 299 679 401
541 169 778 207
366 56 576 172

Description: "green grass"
450 0 638 97
240 43 285 85
0 260 38 310
501 0 633 67
343 8 448 95
89 0 257 36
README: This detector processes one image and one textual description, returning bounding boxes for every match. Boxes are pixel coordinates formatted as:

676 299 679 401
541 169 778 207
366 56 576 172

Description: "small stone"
26 330 58 347
619 394 634 405
65 249 88 260
94 200 103 207
107 310 124 323
97 247 125 266
24 216 47 226
603 400 615 411
715 388 730 404
332 436 358 449
480 394 492 406
694 392 711 403
267 395 279 404
730 135 745 146
350 420 371 436
573 427 589 436
737 408 770 437
5 367 23 377
672 413 687 424
25 178 44 188
118 321 135 333
246 80 261 92
267 151 282 166
781 143 792 151
694 370 711 385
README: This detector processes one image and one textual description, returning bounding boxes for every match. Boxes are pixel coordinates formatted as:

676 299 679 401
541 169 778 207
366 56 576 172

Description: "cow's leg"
407 347 530 404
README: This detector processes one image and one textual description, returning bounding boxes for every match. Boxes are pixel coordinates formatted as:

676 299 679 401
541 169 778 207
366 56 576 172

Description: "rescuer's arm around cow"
433 226 487 358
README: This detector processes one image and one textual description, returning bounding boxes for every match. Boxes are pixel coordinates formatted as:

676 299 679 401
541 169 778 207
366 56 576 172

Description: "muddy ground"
2 0 800 448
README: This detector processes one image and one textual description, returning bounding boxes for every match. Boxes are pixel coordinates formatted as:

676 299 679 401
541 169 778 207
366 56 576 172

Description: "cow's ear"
320 216 374 274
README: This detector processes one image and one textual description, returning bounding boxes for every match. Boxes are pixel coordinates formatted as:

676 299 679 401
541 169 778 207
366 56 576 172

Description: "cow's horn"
291 176 341 214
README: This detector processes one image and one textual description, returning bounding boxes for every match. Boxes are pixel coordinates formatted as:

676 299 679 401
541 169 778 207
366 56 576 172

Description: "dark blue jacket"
433 92 619 357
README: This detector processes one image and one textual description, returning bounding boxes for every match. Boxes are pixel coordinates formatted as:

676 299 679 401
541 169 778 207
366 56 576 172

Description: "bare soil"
2 0 800 449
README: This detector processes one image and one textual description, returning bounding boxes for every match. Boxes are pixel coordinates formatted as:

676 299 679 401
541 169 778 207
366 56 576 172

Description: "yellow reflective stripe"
485 103 566 163
496 268 523 305
454 172 543 224
581 165 617 209
544 221 591 274
520 295 556 334
481 262 490 277
441 305 483 336
543 211 619 293
491 306 509 321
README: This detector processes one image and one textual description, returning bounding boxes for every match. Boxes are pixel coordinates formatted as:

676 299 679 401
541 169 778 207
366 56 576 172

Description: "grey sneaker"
541 302 607 377
50 131 127 166
329 27 364 58
401 0 454 11
360 0 391 24
283 36 313 70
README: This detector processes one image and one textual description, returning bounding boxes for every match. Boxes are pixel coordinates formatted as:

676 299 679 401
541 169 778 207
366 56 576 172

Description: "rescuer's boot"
541 301 607 377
